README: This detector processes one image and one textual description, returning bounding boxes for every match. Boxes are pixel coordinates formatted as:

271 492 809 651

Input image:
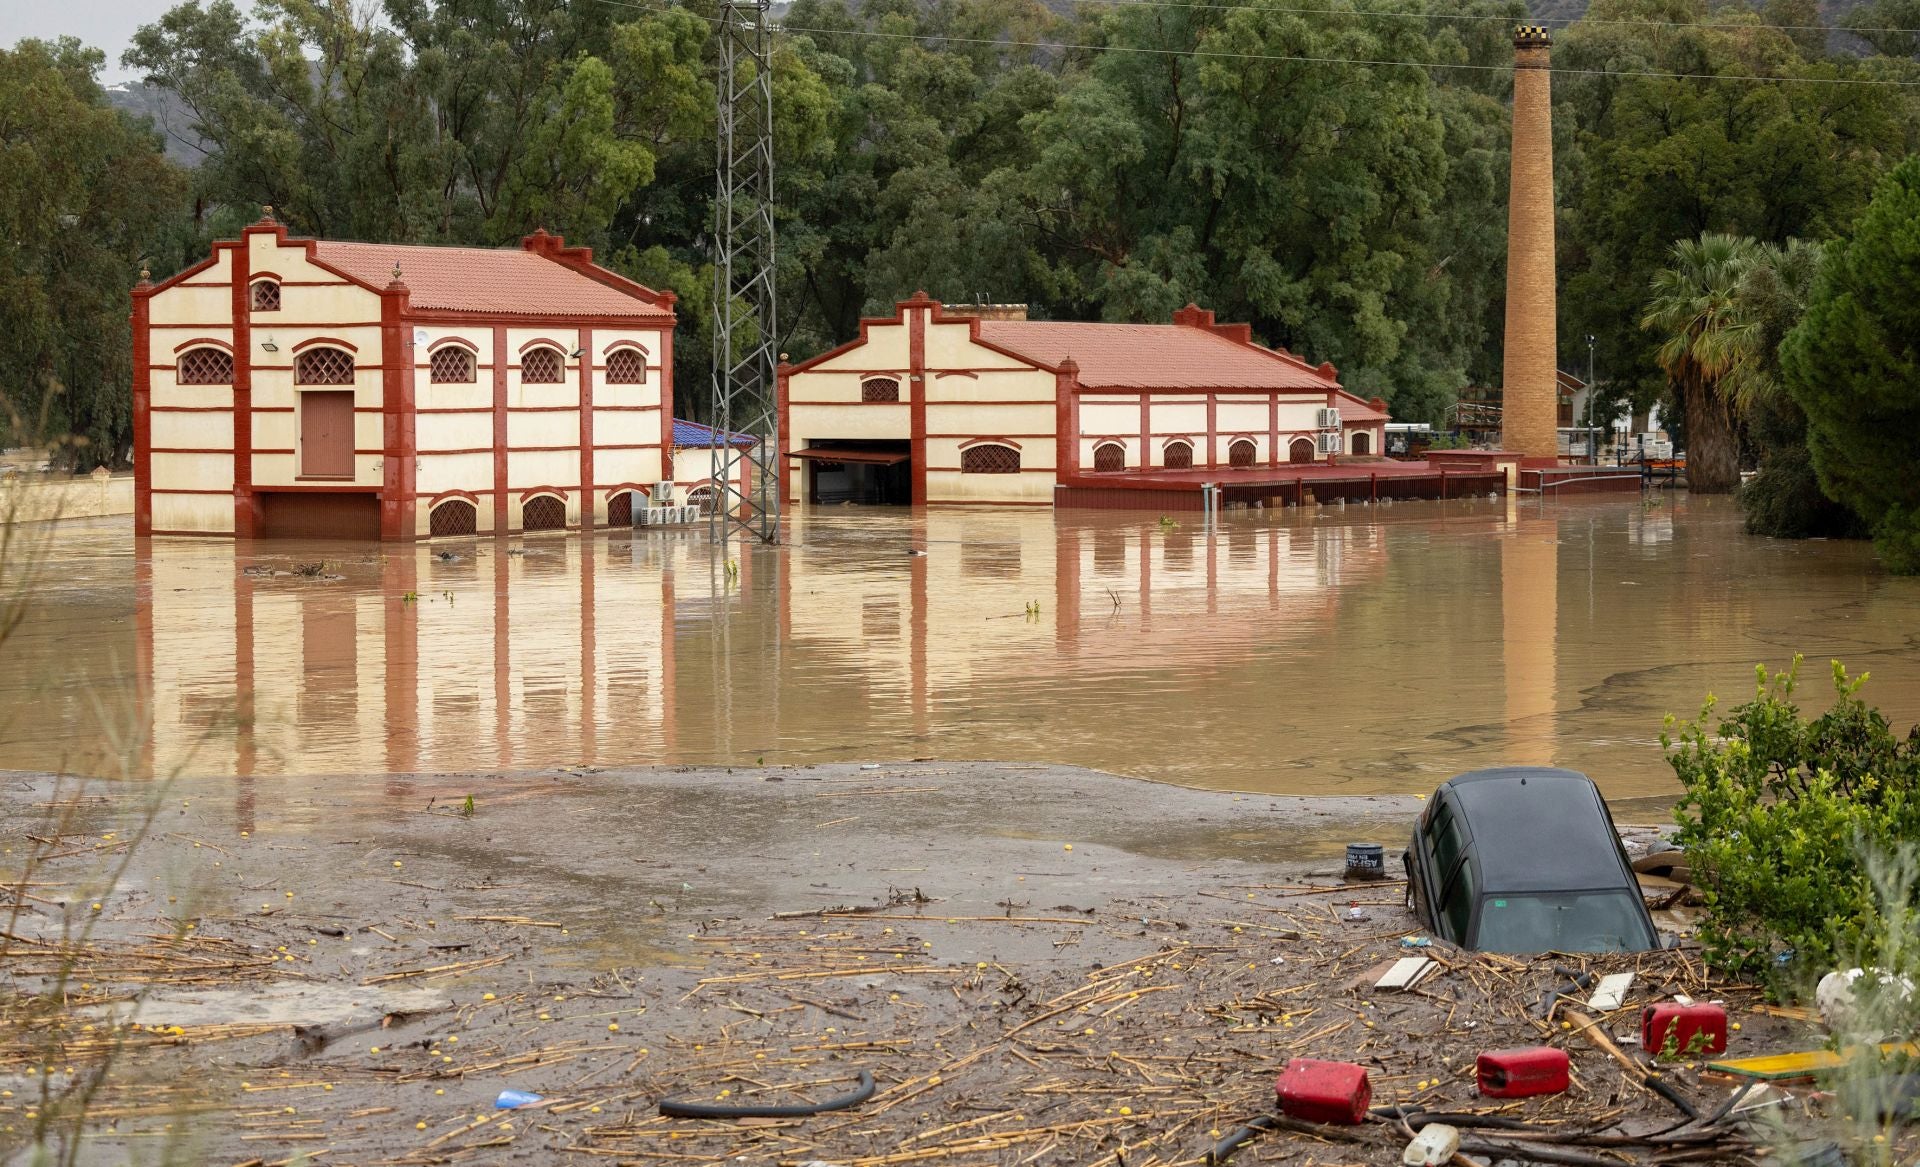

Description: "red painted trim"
517 486 572 503
603 340 649 356
936 433 1047 442
784 400 913 408
503 405 586 413
517 337 569 355
149 486 241 496
171 337 235 355
231 242 255 538
499 443 583 453
146 405 235 413
1054 363 1075 479
427 488 481 507
133 282 153 535
246 483 381 494
426 335 479 354
250 271 283 283
492 324 509 533
602 480 657 500
381 278 417 540
1205 393 1218 464
1138 392 1150 466
776 361 791 506
934 370 979 380
1269 396 1280 466
415 446 506 456
291 335 361 355
910 304 927 506
659 320 674 483
412 406 496 415
579 327 595 532
399 309 672 327
150 446 240 454
584 405 656 413
586 442 661 451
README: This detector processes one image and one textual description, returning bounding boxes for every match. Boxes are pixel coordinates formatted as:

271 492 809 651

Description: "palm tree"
1640 233 1765 493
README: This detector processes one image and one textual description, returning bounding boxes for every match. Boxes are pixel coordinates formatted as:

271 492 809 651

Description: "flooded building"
132 211 684 539
777 294 1390 506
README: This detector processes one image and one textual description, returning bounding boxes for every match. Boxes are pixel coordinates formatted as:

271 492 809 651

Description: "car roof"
1442 768 1633 894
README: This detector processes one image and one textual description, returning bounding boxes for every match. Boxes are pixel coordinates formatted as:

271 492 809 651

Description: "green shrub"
1666 659 1920 980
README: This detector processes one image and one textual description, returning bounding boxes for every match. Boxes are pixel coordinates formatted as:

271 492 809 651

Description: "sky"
2 0 183 85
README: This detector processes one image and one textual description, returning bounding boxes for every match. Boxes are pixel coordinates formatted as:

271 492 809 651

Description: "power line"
593 0 1920 87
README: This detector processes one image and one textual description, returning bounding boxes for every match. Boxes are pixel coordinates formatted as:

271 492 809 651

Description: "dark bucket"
1344 843 1386 881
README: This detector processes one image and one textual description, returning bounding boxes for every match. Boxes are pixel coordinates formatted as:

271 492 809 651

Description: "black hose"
658 1068 876 1119
1207 1113 1281 1165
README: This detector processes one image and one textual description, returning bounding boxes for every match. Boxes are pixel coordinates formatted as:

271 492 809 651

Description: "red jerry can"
1641 1002 1728 1058
1275 1058 1372 1125
1476 1046 1571 1098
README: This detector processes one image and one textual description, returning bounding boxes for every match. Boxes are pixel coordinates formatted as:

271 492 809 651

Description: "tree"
1781 157 1920 573
0 39 189 466
1639 233 1762 492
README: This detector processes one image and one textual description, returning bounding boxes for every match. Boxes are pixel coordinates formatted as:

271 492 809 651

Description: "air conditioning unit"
1316 407 1341 429
653 481 675 505
1316 432 1342 454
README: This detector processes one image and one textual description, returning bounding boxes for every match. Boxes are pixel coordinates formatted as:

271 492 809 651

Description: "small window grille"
177 348 234 385
1093 443 1125 472
430 499 477 536
521 347 564 383
251 281 280 311
522 495 566 531
430 347 475 383
687 485 716 515
607 491 634 527
1352 431 1372 456
1164 441 1194 470
296 347 355 385
861 377 900 403
605 349 646 384
961 444 1020 474
1290 437 1316 462
1229 439 1257 468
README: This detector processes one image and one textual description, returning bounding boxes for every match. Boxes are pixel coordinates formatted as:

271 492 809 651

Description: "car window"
1432 814 1467 879
1472 891 1650 953
1441 857 1474 938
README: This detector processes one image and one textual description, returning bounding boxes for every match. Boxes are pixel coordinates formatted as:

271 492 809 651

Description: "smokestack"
1501 24 1559 462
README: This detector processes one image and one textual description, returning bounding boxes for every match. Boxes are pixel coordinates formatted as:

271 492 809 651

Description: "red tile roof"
312 241 673 320
976 320 1338 392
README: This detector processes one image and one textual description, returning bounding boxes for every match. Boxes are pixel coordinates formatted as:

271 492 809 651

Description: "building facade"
778 294 1388 506
134 212 680 539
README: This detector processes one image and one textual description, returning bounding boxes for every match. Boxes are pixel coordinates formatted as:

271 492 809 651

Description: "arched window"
251 280 280 311
1351 431 1372 455
429 499 477 537
960 444 1020 474
1163 441 1193 470
521 346 564 384
1229 438 1257 468
295 346 355 385
686 484 716 515
606 491 635 527
1290 437 1316 463
861 377 900 403
522 495 566 531
1093 442 1125 472
177 347 234 385
430 347 475 384
605 349 646 384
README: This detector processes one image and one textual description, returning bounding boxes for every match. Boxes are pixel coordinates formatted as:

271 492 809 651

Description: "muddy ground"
0 762 1876 1166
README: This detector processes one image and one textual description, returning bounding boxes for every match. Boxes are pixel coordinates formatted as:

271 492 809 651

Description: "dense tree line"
2 0 1917 530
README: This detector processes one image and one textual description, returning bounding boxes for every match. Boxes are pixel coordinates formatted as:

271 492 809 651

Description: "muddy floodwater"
3 495 1916 798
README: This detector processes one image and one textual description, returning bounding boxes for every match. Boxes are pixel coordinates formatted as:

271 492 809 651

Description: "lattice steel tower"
710 0 781 544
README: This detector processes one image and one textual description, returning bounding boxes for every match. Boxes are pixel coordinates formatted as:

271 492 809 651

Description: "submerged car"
1404 767 1659 953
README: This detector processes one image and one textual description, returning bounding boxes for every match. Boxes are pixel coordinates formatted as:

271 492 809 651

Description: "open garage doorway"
790 440 912 505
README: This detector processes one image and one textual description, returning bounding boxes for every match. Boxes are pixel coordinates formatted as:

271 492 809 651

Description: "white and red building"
778 294 1390 507
133 212 691 539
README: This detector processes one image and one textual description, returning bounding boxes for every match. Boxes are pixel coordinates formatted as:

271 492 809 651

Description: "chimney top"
1514 24 1552 48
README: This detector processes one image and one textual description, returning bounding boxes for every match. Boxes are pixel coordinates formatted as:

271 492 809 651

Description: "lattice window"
1352 431 1372 455
687 485 716 515
521 347 563 383
1093 443 1125 472
430 347 475 384
522 495 566 531
177 347 234 385
861 377 900 403
1290 437 1316 463
605 349 646 384
296 347 355 385
430 499 477 537
606 491 634 527
1229 439 1257 468
251 280 280 311
1164 441 1193 470
961 444 1020 474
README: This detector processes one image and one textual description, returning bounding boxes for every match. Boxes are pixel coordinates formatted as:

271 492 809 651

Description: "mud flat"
0 763 1843 1165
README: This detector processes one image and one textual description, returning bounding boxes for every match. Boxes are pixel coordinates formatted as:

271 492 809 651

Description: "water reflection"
3 497 1917 800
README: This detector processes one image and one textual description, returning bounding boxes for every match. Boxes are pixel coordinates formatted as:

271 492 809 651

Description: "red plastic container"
1641 1002 1728 1058
1276 1058 1371 1125
1477 1046 1571 1098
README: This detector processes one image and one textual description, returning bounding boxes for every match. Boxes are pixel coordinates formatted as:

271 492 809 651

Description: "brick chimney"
1501 25 1559 462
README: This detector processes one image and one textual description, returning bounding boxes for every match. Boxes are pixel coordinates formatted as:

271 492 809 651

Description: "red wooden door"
301 391 356 477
